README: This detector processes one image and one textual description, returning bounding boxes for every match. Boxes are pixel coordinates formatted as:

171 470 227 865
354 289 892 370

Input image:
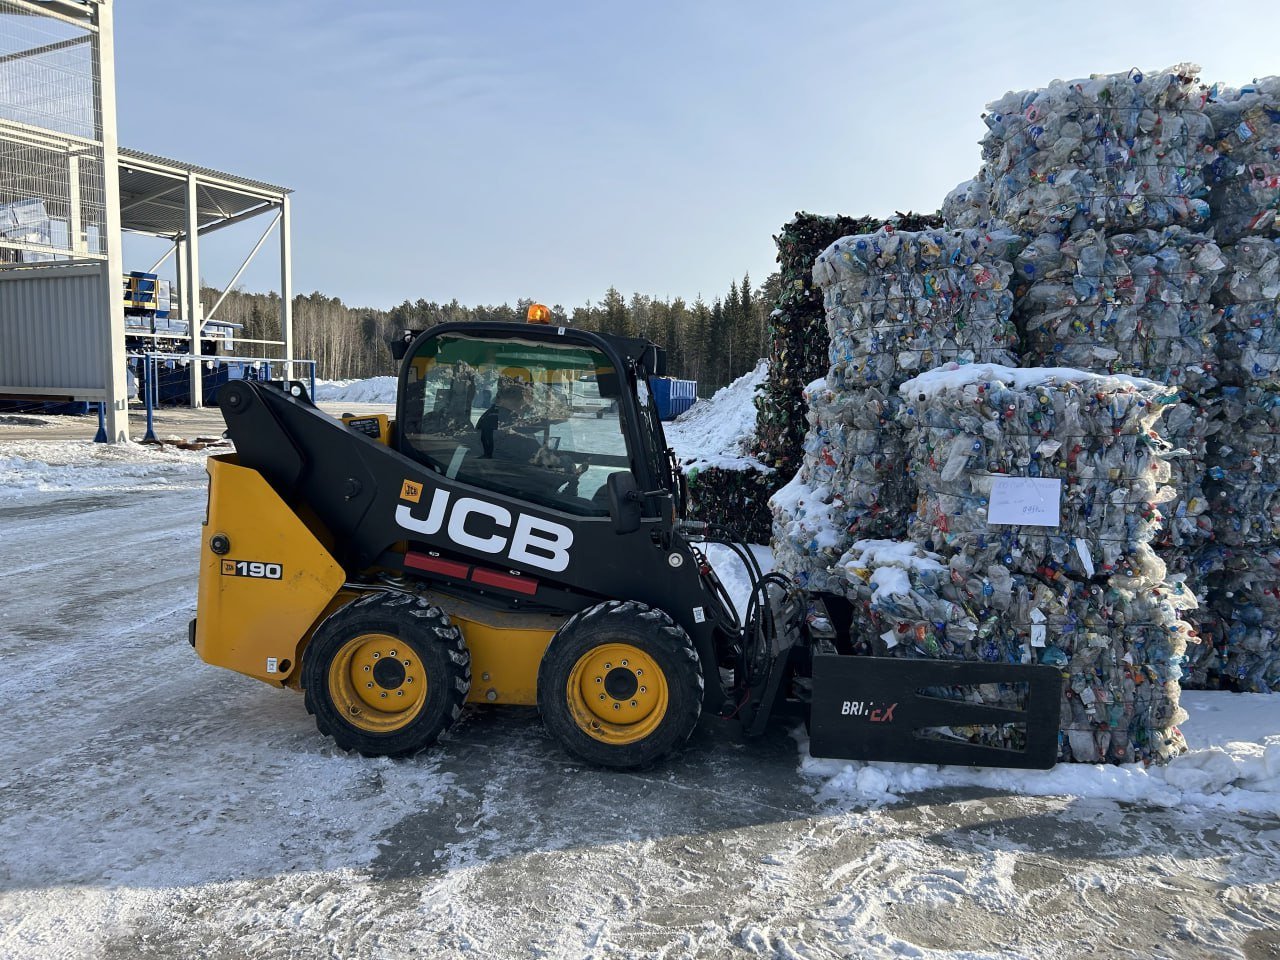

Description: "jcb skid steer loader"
192 311 1061 770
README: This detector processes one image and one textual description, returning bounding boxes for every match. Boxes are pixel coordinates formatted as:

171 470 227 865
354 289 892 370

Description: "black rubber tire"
537 600 703 769
302 591 470 758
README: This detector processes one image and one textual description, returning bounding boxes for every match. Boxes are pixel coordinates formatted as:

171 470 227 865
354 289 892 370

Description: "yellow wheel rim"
328 632 428 734
565 642 668 745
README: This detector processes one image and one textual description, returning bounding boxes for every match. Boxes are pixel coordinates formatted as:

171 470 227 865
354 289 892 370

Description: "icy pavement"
1 440 1279 959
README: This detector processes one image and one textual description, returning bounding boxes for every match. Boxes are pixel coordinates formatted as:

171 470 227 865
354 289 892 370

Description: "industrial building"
0 0 295 441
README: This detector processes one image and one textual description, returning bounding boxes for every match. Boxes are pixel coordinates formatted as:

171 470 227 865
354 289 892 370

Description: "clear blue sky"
114 0 1280 311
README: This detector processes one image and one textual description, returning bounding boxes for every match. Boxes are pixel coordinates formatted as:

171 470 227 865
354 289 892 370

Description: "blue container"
649 377 697 421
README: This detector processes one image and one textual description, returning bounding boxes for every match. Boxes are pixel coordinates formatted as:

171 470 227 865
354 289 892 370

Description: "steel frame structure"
0 0 295 439
116 147 293 409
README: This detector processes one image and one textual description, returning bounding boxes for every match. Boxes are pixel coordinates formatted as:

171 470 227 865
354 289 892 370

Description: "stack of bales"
756 211 942 478
837 365 1192 764
967 64 1226 683
710 211 936 542
770 225 1022 592
1205 235 1280 689
1196 78 1280 690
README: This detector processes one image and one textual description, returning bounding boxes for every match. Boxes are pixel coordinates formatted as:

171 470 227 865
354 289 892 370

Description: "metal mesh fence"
0 1 105 262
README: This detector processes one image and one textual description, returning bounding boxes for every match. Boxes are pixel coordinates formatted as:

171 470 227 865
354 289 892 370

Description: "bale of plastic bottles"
1206 547 1280 692
770 378 909 591
835 539 1191 764
1204 77 1280 244
1214 236 1280 387
942 173 995 230
1207 384 1280 546
814 225 1023 391
886 362 1194 763
684 464 776 545
980 64 1213 236
898 363 1180 580
1016 227 1226 393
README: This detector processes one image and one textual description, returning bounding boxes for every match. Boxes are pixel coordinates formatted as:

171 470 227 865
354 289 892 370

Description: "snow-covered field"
2 421 1280 958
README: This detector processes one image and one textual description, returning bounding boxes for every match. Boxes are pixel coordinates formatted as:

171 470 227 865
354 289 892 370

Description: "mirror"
606 471 643 534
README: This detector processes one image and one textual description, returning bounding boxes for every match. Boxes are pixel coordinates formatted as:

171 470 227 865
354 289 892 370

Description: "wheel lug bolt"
389 650 397 657
604 663 612 669
631 701 637 707
373 652 380 659
397 690 404 697
380 692 387 699
636 669 643 676
599 694 606 701
406 677 414 683
621 660 628 666
640 686 646 693
364 665 370 672
366 682 373 688
613 703 620 710
595 677 602 683
404 660 410 666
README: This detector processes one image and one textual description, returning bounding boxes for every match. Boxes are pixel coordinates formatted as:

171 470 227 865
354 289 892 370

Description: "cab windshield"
399 332 633 516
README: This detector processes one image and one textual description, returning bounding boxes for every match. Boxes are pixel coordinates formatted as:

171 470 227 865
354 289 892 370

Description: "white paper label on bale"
1074 537 1096 578
1029 607 1047 647
987 477 1062 527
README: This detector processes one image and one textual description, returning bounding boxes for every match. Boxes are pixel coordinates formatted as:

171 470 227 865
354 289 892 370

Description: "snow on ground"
0 438 210 499
3 437 1280 959
313 375 399 404
665 360 769 472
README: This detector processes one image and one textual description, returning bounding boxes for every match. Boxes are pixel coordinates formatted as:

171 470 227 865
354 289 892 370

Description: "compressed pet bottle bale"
1204 77 1280 244
1206 384 1280 547
756 211 942 477
835 540 1191 764
981 64 1213 236
1214 236 1280 386
769 377 911 591
942 173 995 230
1017 227 1226 394
898 363 1180 581
770 473 851 594
685 465 776 544
799 378 911 539
1163 544 1226 689
1207 548 1280 692
814 225 1024 392
1156 395 1219 550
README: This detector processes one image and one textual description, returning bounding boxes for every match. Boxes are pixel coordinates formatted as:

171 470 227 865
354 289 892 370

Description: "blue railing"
131 352 317 442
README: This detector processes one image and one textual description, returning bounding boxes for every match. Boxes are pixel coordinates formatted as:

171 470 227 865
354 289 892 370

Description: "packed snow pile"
668 362 776 543
666 360 768 472
979 64 1213 235
312 375 398 404
0 439 209 499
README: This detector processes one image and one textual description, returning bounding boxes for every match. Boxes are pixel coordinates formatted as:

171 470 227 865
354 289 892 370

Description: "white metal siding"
0 261 109 398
